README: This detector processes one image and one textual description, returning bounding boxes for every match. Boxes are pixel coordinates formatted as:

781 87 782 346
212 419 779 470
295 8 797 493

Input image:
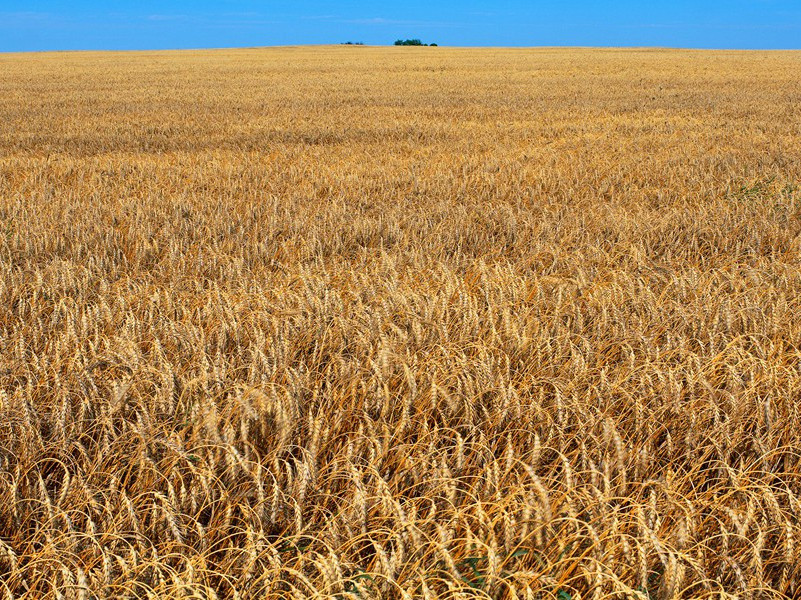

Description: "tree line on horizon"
341 40 439 46
394 39 437 46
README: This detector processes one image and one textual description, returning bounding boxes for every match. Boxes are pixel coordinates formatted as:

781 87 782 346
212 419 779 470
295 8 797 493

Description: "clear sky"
2 1 801 52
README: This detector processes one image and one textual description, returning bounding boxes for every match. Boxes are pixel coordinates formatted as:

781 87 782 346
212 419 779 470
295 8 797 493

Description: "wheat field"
1 46 801 599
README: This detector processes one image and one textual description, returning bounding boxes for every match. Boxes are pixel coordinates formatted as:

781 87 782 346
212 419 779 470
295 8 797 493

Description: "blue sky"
2 1 800 52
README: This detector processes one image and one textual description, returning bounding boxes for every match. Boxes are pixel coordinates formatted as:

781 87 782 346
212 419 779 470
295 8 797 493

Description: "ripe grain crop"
1 46 801 599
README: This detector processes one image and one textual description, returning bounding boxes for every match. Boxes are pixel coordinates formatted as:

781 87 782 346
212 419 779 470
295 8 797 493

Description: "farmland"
1 46 801 598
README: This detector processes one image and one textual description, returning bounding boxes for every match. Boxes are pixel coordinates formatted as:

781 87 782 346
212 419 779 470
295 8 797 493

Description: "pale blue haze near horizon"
2 0 800 52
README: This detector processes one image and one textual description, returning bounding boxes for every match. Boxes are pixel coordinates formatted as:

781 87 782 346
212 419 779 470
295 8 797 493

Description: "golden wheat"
1 46 801 599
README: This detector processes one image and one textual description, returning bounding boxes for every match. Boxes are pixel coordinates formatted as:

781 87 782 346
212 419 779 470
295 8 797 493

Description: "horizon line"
3 43 801 55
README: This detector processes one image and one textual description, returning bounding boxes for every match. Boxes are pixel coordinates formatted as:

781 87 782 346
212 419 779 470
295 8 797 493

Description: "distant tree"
341 41 364 45
394 39 434 46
